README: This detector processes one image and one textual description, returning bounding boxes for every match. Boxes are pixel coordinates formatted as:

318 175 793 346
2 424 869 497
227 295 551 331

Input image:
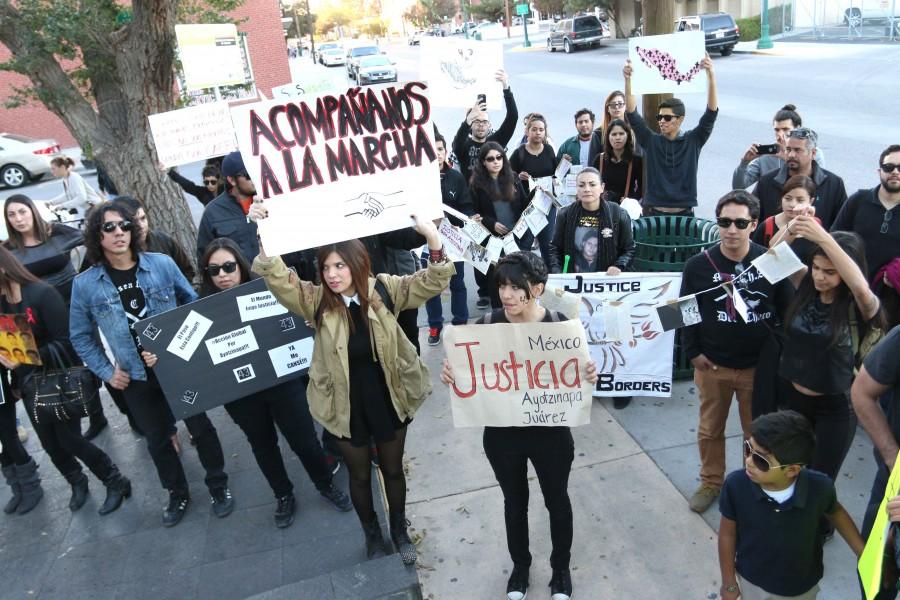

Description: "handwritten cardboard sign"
148 102 238 168
229 81 443 255
443 320 593 427
419 38 504 109
135 278 314 420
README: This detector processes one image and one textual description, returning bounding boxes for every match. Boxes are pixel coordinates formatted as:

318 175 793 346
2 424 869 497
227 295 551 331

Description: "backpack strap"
764 217 775 246
373 278 395 314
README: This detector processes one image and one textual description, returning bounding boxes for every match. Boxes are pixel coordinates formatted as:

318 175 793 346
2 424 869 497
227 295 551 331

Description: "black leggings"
483 426 575 571
334 427 407 523
0 398 30 468
782 382 855 482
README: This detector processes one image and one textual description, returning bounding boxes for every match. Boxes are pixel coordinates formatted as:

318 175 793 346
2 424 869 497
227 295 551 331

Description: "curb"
508 43 548 53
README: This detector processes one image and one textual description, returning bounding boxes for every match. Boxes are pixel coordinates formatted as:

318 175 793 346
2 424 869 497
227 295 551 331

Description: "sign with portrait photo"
0 314 41 366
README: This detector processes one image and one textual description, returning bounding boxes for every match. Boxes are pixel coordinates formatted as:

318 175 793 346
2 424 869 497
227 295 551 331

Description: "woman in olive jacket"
252 213 452 565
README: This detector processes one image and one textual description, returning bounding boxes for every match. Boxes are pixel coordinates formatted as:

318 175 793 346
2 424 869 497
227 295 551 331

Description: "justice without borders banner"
443 320 594 428
229 81 444 256
548 272 682 398
135 278 314 420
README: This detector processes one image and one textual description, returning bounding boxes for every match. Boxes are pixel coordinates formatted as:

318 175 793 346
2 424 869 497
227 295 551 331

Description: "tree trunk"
640 0 674 135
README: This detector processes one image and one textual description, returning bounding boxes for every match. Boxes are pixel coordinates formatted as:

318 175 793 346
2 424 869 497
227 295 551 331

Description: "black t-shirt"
680 243 793 369
509 144 557 180
863 326 900 443
780 297 855 395
106 264 147 350
573 209 603 273
831 186 900 279
599 154 643 201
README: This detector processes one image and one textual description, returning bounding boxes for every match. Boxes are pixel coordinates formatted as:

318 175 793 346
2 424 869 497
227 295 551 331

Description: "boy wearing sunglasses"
680 191 793 514
718 411 864 600
622 53 717 217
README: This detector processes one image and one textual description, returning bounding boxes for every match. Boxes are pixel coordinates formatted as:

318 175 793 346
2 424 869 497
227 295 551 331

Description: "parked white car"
0 133 61 188
320 47 345 66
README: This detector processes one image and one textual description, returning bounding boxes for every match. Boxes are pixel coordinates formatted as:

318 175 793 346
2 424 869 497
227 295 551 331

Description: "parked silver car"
355 55 397 86
0 133 61 188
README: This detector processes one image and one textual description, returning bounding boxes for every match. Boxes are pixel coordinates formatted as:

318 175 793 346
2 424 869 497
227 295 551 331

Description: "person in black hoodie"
548 167 634 275
469 142 532 309
167 164 224 207
452 69 518 183
680 191 792 515
0 246 131 516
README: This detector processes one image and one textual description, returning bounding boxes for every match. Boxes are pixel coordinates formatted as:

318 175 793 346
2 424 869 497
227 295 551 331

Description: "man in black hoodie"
451 69 518 183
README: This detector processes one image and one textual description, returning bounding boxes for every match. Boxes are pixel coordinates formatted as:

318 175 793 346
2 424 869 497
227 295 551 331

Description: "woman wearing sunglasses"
470 142 533 308
197 238 351 528
440 252 598 600
778 224 884 488
251 212 452 565
0 246 131 516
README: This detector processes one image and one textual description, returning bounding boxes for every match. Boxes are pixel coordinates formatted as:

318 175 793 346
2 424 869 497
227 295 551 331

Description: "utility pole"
505 0 512 38
640 0 674 133
306 0 316 64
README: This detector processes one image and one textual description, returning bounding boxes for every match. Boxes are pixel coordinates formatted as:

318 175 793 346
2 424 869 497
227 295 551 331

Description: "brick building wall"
0 0 290 149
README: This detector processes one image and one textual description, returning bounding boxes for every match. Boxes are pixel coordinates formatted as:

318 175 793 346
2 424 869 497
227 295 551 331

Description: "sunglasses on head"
204 178 219 185
744 440 800 473
484 155 504 163
881 163 900 174
656 114 679 122
716 217 753 230
101 220 133 233
205 261 238 277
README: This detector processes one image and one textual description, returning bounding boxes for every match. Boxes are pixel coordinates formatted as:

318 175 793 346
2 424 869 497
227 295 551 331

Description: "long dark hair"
602 118 635 163
784 231 878 347
199 238 252 297
470 141 516 203
3 194 51 249
314 239 372 333
83 203 144 266
0 245 41 294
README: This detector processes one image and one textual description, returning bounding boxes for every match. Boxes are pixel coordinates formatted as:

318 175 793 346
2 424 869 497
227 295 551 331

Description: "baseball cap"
221 152 247 179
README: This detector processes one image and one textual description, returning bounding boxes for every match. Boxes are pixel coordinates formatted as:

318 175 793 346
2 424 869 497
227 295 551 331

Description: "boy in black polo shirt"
718 411 864 600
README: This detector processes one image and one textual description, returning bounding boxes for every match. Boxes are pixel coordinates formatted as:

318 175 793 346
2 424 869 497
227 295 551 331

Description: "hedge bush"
737 17 761 41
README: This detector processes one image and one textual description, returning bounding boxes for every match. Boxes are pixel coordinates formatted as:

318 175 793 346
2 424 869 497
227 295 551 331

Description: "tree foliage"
0 0 245 268
468 0 504 21
533 0 566 19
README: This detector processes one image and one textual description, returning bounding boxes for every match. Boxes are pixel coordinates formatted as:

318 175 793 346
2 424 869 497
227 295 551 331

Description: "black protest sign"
135 278 313 419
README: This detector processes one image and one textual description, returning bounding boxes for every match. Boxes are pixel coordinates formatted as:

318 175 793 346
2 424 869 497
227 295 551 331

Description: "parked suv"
346 45 381 78
674 13 739 56
547 15 609 53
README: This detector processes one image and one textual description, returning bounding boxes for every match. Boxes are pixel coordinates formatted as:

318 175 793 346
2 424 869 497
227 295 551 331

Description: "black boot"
15 458 43 515
389 511 417 565
2 464 21 514
99 467 131 516
362 518 387 559
65 471 89 511
82 413 108 441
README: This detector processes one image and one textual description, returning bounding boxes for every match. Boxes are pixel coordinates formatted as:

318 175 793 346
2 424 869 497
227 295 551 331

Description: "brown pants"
695 365 755 488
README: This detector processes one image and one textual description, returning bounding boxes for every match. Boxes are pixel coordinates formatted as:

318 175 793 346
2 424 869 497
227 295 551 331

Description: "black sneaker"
428 327 441 346
210 487 235 518
476 297 490 309
549 568 573 600
162 492 190 528
506 564 529 600
320 485 352 512
274 494 295 529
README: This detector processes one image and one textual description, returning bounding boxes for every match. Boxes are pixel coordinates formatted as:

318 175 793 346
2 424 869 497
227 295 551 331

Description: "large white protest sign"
230 81 444 255
549 272 681 397
443 320 594 427
149 102 238 169
628 32 707 95
175 24 246 91
419 38 504 109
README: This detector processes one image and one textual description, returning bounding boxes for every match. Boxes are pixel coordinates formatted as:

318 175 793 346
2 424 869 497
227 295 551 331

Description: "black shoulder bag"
23 341 101 424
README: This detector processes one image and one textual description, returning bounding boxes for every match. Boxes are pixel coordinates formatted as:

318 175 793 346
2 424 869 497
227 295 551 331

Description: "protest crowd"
0 52 899 600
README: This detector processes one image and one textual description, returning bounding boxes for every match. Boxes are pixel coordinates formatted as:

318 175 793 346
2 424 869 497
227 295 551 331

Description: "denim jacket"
70 252 197 383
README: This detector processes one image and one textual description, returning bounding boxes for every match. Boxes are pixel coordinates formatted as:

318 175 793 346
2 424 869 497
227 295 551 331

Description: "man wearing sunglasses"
832 144 900 281
167 164 223 207
197 151 260 264
680 191 793 514
451 69 518 183
622 53 717 216
752 127 847 227
70 203 234 527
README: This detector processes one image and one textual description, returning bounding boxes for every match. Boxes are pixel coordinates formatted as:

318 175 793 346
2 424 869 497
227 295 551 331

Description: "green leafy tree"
468 0 504 21
0 0 245 266
533 0 566 19
316 3 355 35
404 4 429 28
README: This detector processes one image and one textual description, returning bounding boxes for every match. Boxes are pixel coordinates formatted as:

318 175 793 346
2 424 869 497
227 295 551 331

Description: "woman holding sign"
779 226 883 492
197 238 352 529
440 252 598 600
548 167 635 276
251 210 452 565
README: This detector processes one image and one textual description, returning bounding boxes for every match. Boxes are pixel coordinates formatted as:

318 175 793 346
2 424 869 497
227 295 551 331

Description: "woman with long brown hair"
0 246 131 516
251 212 452 564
